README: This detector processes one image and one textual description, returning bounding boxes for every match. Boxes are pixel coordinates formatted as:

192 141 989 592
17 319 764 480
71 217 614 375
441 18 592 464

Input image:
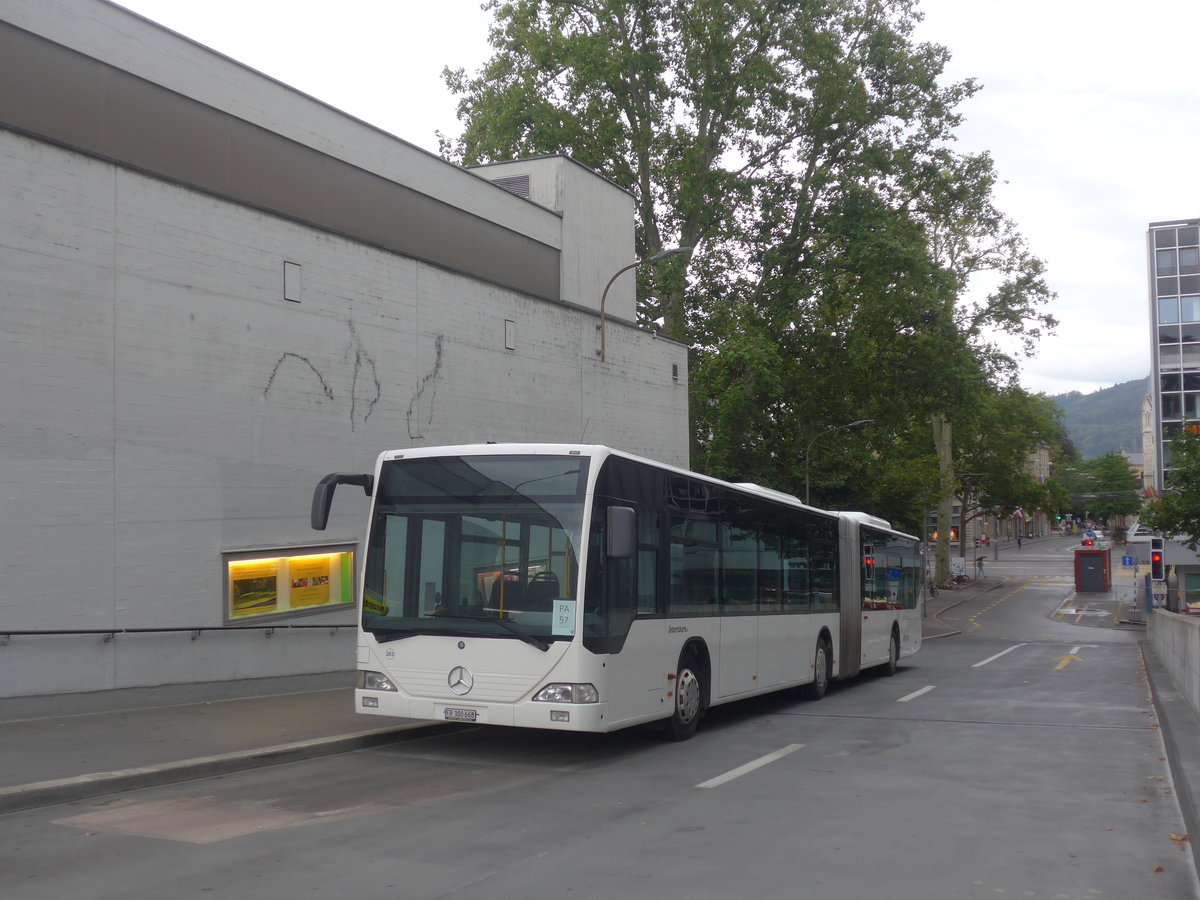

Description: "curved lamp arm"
599 245 692 361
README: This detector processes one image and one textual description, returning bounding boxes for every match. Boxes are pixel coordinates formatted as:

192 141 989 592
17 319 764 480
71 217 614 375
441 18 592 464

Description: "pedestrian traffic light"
1151 537 1165 581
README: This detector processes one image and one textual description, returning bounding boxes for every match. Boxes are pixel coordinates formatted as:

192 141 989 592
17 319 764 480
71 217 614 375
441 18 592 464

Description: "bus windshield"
362 455 589 645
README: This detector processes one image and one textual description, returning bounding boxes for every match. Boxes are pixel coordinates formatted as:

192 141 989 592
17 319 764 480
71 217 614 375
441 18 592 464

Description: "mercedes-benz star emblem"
448 665 474 696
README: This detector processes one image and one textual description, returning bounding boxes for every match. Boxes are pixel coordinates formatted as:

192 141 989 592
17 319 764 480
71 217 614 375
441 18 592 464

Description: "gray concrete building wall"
0 0 689 698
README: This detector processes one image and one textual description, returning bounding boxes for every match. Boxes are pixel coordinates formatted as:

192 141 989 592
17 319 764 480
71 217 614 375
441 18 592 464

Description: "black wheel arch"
678 638 712 711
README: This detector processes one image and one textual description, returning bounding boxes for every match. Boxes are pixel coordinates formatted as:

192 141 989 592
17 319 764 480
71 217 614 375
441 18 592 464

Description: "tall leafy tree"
444 0 979 335
1060 454 1142 523
949 387 1066 553
1144 429 1200 549
445 0 1056 530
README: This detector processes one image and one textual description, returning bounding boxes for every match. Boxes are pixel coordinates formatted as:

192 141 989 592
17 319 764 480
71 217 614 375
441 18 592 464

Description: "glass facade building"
1149 218 1200 489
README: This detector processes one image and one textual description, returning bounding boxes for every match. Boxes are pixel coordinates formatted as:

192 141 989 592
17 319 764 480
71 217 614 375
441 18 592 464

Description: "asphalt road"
4 535 1197 899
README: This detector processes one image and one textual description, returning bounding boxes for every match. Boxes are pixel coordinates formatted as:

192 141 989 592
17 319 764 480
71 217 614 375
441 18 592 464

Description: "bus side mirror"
311 473 373 530
606 506 636 559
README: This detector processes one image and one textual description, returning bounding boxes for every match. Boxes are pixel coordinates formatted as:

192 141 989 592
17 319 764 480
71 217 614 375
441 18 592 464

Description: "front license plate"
443 707 477 722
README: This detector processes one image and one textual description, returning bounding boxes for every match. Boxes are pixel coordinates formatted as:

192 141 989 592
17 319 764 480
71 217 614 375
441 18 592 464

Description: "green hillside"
1051 377 1147 460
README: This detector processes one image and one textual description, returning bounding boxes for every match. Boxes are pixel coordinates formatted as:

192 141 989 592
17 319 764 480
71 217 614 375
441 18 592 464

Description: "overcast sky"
114 0 1200 398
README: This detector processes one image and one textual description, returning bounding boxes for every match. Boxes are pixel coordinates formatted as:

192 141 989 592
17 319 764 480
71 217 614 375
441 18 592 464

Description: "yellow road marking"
1053 654 1082 670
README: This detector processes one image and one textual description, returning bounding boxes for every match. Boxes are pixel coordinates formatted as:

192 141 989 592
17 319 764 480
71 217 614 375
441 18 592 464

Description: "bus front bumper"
356 689 610 732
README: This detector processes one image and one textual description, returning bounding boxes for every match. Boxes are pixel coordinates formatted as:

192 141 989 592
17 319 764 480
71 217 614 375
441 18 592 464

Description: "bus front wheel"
665 654 704 741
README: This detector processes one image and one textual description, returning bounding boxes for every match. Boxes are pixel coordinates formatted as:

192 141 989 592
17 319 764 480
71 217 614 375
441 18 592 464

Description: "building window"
1159 343 1182 372
1158 249 1178 277
284 262 301 302
224 546 355 623
1159 296 1180 324
1155 228 1177 248
1180 225 1200 247
1181 247 1200 276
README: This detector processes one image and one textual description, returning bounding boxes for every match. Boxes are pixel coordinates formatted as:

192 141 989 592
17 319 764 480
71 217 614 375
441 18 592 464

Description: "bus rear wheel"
882 629 900 676
665 654 704 741
804 637 831 701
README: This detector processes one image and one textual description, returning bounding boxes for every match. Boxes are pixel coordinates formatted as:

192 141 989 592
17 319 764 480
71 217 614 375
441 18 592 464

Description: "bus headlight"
533 683 599 704
358 670 398 692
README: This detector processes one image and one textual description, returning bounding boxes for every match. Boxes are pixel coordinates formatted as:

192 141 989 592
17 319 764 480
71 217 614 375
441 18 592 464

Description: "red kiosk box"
1074 548 1111 593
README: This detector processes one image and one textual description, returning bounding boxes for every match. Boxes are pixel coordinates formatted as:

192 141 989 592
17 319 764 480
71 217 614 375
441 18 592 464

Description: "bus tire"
664 653 704 741
804 637 831 701
882 628 900 676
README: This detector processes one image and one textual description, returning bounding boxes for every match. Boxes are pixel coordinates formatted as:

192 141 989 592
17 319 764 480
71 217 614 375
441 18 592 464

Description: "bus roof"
374 443 912 538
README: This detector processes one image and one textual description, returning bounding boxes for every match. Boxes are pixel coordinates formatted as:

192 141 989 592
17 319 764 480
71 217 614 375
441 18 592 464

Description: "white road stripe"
971 644 1027 668
695 743 805 789
897 685 936 703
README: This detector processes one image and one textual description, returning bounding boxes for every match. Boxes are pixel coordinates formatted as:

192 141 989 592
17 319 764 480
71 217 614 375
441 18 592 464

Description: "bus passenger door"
860 545 890 666
717 522 758 697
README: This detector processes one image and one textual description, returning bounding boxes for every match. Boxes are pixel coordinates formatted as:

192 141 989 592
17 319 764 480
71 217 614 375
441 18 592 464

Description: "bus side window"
637 508 659 615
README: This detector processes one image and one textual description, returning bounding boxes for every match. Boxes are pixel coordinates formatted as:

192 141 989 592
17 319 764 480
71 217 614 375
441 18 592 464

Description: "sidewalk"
0 672 440 814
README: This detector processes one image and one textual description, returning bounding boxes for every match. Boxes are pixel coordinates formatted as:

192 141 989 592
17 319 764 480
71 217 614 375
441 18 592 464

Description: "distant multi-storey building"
1148 218 1200 490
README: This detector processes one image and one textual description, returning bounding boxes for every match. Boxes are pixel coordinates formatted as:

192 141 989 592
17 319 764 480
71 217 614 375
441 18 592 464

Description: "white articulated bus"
312 444 923 740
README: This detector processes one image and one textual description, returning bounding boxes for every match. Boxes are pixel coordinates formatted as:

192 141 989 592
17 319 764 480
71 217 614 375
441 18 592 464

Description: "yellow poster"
229 560 279 617
289 556 331 608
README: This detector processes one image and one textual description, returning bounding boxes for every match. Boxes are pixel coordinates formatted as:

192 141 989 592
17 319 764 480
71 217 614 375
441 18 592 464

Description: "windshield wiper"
368 629 420 644
434 614 551 652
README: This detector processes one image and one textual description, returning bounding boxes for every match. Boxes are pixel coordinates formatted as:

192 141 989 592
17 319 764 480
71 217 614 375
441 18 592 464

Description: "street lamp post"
598 246 691 361
804 419 873 505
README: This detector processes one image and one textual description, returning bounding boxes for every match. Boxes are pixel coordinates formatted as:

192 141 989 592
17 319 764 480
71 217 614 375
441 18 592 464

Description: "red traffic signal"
1151 537 1165 581
1081 538 1094 547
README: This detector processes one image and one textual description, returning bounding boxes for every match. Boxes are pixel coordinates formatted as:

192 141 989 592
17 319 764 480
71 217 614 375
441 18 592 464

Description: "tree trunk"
933 414 953 587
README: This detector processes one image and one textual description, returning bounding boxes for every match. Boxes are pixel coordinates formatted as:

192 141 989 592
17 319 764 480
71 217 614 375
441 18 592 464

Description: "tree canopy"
444 0 1058 530
1144 429 1200 550
1058 453 1142 523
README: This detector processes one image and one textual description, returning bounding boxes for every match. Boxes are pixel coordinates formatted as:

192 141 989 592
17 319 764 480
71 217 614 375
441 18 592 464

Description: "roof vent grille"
491 174 531 199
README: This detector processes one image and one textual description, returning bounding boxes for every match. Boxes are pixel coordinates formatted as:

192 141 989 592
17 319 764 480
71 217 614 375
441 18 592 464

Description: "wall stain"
344 320 381 430
263 321 381 432
407 334 444 440
263 352 335 402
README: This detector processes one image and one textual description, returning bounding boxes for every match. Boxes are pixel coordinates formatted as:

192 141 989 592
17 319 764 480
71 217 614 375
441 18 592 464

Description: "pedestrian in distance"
1017 535 1022 550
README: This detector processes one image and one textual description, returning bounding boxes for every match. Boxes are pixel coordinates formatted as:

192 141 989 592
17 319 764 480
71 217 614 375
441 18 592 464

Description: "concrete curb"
1141 641 1200 880
0 722 447 815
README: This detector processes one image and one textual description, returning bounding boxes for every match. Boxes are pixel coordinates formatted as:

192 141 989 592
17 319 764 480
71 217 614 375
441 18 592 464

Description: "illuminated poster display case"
224 545 356 623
